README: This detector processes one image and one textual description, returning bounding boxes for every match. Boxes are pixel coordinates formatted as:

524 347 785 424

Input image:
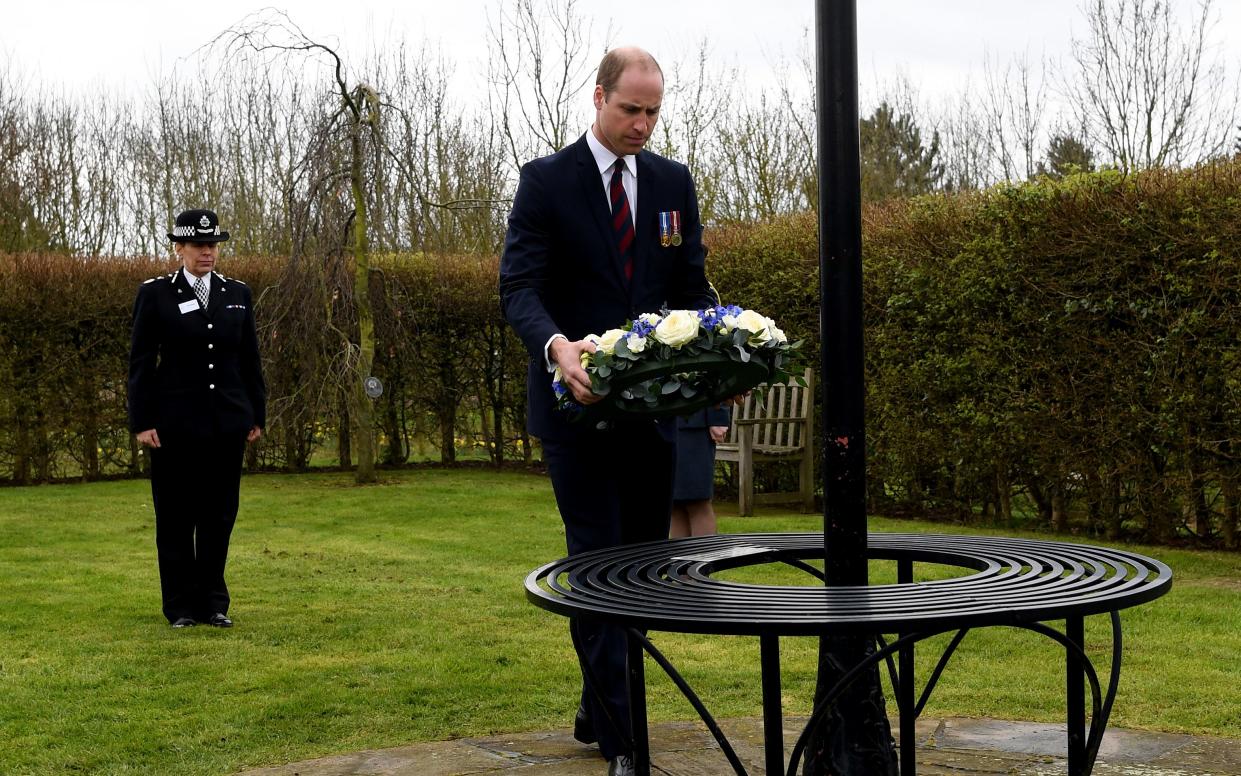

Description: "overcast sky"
3 0 1238 113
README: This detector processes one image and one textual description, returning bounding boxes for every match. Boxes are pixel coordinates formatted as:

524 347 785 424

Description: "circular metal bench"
525 532 1172 776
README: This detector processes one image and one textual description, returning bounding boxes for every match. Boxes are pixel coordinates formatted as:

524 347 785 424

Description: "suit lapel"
573 138 628 290
632 151 658 296
170 271 205 316
206 273 227 318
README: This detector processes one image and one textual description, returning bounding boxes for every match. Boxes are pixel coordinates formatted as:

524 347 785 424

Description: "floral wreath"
553 305 801 421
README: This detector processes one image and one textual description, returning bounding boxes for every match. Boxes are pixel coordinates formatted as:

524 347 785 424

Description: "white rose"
595 328 626 354
720 313 739 333
768 322 788 344
736 309 773 345
653 309 701 348
626 333 647 353
638 312 663 327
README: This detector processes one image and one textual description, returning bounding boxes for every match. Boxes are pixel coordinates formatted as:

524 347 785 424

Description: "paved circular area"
234 716 1241 775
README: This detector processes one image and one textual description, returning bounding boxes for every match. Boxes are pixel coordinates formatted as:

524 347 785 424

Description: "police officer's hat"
167 209 230 243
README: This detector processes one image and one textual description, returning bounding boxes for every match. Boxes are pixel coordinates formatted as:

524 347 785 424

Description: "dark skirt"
673 410 720 502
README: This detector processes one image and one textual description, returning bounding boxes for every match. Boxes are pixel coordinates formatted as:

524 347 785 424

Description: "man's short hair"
596 48 664 97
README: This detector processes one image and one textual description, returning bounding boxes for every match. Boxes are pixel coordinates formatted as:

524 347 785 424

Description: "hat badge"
199 215 211 228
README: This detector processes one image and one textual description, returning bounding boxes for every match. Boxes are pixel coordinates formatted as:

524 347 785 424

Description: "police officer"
128 209 266 629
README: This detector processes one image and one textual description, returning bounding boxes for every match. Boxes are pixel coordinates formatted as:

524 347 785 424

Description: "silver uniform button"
208 344 214 349
209 384 215 389
208 363 214 369
207 323 213 329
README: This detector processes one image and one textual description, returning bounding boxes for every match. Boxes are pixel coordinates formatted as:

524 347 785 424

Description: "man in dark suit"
500 47 714 776
128 209 266 629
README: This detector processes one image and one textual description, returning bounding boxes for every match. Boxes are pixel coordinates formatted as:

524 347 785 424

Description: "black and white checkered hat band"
171 225 221 237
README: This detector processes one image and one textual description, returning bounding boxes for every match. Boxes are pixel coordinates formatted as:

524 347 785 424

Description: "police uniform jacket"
127 270 266 440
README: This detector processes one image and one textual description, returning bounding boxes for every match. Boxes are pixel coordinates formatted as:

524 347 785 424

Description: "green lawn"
1 468 1237 775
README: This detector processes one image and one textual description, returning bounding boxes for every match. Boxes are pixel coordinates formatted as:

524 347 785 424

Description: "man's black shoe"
171 617 196 628
573 704 598 745
607 754 635 776
207 613 233 628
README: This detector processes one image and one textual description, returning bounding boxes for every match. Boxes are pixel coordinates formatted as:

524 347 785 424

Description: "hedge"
1 160 1238 546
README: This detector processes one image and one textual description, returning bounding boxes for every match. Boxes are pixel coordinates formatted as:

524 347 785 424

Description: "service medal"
658 211 672 247
670 210 682 246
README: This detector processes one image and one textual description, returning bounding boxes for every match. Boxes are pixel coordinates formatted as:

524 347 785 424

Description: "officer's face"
176 241 219 278
592 66 663 157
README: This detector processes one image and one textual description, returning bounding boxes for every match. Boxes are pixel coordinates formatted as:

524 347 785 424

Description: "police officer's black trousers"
149 432 247 623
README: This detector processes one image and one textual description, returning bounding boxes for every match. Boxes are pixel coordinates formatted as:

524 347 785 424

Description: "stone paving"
237 716 1241 775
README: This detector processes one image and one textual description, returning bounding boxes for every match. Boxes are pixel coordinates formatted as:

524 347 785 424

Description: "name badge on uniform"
178 300 200 314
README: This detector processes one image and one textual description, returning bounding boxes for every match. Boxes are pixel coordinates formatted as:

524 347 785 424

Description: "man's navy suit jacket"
500 134 715 441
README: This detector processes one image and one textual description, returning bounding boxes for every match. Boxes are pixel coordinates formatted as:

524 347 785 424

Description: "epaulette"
217 272 246 286
143 274 172 284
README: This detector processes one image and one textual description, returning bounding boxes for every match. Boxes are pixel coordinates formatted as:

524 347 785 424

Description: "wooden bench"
714 368 815 516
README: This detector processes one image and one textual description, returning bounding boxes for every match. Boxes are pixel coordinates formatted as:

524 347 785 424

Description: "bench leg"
628 631 650 776
761 635 784 775
899 560 916 775
799 451 814 512
739 429 754 516
1066 616 1086 775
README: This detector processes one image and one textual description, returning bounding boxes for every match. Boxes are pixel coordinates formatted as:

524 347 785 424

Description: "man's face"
592 65 663 157
176 241 219 277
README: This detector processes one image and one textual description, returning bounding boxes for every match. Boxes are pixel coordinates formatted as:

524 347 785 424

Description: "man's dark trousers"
541 419 675 761
149 431 247 623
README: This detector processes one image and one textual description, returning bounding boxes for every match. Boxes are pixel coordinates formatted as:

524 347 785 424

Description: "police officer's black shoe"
171 617 196 628
207 613 233 628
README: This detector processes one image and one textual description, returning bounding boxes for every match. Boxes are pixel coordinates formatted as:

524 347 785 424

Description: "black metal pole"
803 1 898 773
817 0 865 585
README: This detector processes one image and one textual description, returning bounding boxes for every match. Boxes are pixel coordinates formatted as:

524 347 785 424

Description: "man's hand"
709 425 730 444
136 429 161 448
550 337 601 405
247 426 263 443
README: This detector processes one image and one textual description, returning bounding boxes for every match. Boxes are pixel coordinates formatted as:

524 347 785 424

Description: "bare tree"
982 50 1049 181
655 40 736 176
709 93 812 222
935 85 995 191
378 44 511 255
1062 0 1239 171
772 28 819 213
217 10 384 483
485 0 606 174
0 60 45 252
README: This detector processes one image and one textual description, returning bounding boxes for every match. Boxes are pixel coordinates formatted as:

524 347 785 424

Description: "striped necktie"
609 160 635 282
